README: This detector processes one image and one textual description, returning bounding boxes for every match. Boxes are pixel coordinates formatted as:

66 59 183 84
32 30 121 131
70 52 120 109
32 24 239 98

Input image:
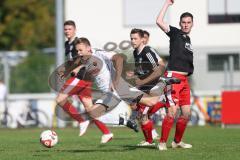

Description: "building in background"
65 0 240 93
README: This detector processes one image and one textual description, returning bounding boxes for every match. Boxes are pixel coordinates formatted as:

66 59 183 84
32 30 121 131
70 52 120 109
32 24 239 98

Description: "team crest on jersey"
185 42 193 52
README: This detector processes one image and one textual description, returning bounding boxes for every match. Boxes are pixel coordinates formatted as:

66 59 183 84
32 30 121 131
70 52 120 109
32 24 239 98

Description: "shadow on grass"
35 144 156 153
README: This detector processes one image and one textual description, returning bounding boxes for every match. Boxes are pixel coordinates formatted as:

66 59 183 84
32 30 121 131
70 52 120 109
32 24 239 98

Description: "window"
208 53 240 71
208 0 240 23
123 0 167 26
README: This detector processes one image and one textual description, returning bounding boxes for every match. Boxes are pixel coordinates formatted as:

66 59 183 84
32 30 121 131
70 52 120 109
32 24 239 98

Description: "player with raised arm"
156 0 194 150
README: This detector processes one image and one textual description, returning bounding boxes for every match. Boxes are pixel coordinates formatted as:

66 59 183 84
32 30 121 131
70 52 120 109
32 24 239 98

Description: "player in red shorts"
55 20 113 143
128 28 178 146
142 29 167 140
156 0 194 150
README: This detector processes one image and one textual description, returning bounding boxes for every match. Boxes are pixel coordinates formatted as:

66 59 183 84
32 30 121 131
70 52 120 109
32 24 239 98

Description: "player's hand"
71 67 81 77
167 0 174 5
126 71 137 80
57 71 65 79
70 72 76 77
125 71 135 80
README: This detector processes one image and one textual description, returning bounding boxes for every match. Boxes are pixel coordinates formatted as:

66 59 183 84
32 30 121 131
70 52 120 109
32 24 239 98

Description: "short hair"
64 20 76 28
130 28 144 38
180 12 193 22
75 37 91 46
143 30 150 37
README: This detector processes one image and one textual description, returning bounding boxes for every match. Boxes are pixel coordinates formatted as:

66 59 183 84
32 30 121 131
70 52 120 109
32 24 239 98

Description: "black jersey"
64 37 84 79
65 37 78 61
133 46 160 92
166 26 194 75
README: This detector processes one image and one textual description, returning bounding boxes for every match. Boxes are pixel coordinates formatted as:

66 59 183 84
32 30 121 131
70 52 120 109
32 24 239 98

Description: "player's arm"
136 48 165 85
111 52 124 86
63 57 82 77
136 62 164 86
70 64 85 77
156 0 174 32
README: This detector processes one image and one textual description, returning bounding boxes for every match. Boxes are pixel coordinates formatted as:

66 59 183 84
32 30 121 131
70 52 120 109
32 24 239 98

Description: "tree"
0 0 56 93
10 51 55 93
0 0 55 50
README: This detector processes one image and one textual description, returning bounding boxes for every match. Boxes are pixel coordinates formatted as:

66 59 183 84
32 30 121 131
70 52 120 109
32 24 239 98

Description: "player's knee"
145 99 158 107
182 112 191 120
167 110 177 118
88 110 99 119
140 116 149 124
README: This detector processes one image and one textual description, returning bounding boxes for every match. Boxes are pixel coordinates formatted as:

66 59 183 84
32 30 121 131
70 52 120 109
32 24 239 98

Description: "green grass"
0 126 240 160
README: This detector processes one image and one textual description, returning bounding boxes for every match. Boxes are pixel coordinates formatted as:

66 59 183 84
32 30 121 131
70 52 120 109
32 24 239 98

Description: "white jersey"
85 49 116 92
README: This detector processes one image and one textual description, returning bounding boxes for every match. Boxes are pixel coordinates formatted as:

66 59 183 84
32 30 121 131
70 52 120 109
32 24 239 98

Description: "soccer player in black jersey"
142 29 168 142
64 20 78 61
128 28 167 146
156 0 193 150
55 20 113 143
142 30 150 45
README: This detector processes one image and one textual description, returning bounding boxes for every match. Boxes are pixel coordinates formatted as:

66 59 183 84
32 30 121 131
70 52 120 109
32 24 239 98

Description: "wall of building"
65 0 240 92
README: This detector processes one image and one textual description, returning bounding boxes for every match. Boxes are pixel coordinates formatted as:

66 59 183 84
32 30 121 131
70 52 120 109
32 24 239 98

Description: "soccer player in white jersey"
55 21 113 144
73 37 179 131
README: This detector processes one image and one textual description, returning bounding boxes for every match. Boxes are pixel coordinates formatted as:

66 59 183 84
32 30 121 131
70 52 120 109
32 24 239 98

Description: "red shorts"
165 72 190 107
60 77 92 100
136 104 150 114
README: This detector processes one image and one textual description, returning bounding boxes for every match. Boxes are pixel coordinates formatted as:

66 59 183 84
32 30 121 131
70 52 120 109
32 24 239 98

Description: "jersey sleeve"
166 25 180 38
149 47 162 62
145 50 159 69
104 51 116 59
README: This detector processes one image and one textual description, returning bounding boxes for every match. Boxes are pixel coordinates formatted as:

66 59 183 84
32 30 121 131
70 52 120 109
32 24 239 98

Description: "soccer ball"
40 130 58 148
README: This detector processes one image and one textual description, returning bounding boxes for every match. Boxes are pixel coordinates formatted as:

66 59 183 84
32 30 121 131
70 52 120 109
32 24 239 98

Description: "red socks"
174 116 189 143
148 102 165 116
93 119 110 134
141 120 153 143
61 101 84 123
160 116 189 143
62 102 110 135
160 116 174 143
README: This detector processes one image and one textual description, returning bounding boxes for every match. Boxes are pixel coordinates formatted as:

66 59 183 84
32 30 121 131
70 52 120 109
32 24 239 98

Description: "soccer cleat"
119 116 125 125
79 120 90 136
101 133 114 144
160 77 181 85
126 119 139 132
137 141 155 146
158 142 167 151
171 141 192 149
152 129 159 140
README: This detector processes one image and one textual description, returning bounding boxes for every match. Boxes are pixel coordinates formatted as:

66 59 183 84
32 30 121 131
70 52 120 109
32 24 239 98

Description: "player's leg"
172 79 192 149
77 96 92 136
137 80 166 108
139 119 155 146
171 105 192 148
77 83 113 138
158 82 181 150
86 103 114 143
136 104 155 146
56 92 85 123
56 77 92 130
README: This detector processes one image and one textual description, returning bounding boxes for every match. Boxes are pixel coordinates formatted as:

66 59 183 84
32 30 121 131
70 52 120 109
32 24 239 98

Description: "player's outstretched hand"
167 0 174 5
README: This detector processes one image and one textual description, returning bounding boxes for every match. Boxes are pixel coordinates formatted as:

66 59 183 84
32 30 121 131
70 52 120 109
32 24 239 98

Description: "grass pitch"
0 126 240 160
